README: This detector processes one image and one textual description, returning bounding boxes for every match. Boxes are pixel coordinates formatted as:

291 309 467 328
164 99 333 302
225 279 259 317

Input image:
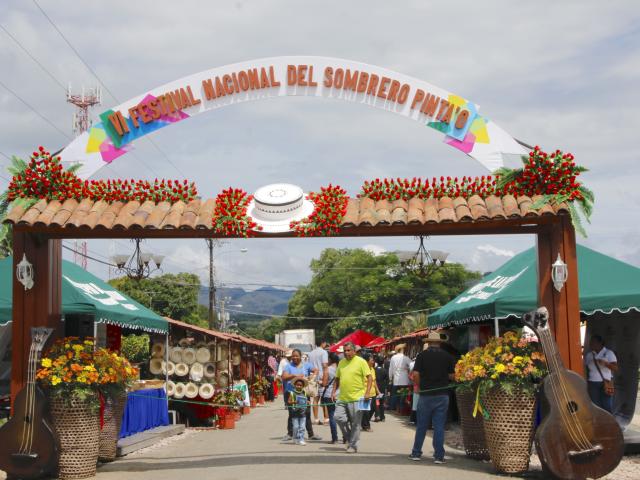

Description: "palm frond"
568 202 587 238
530 195 555 209
67 162 82 174
494 167 522 189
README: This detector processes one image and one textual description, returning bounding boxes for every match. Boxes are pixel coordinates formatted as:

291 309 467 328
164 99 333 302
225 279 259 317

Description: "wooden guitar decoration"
523 307 623 480
0 327 59 479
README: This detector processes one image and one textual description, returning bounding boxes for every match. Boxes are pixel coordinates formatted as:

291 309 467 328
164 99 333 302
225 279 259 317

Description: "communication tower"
66 84 102 135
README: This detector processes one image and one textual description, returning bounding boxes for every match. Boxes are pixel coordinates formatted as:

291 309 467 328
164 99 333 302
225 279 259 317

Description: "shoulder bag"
592 351 615 396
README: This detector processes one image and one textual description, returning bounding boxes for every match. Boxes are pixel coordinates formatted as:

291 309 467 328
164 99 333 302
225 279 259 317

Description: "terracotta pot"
250 399 257 408
49 394 100 480
242 406 251 415
258 395 265 405
233 410 241 421
481 386 536 474
217 415 235 430
98 391 127 462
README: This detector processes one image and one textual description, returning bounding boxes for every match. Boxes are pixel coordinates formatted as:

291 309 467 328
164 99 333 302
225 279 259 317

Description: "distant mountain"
198 286 295 320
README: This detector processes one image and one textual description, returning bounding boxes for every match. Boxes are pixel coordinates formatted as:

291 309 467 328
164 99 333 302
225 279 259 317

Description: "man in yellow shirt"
331 342 372 453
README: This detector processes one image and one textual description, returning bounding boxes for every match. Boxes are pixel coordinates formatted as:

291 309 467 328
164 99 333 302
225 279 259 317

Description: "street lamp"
111 239 163 280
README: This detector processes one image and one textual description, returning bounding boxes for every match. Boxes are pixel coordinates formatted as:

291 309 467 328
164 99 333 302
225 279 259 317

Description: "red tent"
329 330 384 352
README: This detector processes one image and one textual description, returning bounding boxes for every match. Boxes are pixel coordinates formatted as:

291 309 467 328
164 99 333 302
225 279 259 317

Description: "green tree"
108 273 206 326
121 334 150 364
286 248 481 340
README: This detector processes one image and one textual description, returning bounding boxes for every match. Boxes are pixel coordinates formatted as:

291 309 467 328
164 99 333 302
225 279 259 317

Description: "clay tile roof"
4 194 566 234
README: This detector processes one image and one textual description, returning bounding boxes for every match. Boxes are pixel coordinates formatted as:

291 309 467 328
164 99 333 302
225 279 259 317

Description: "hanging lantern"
551 253 568 292
16 253 34 290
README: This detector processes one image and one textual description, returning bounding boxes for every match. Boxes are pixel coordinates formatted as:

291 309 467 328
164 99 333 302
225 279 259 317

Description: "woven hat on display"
169 347 183 364
217 371 230 388
196 347 211 363
190 362 204 381
206 342 217 360
246 183 315 233
195 341 207 349
184 382 199 399
178 338 190 348
422 331 449 343
216 360 227 370
203 362 217 379
199 383 214 400
217 344 229 361
163 361 175 376
174 382 186 399
151 343 165 358
165 380 176 397
182 348 197 365
149 358 164 375
174 363 189 377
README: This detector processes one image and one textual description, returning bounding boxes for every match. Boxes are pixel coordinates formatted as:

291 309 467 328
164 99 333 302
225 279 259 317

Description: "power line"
0 23 67 91
62 244 116 268
31 0 185 178
223 306 441 321
0 78 71 140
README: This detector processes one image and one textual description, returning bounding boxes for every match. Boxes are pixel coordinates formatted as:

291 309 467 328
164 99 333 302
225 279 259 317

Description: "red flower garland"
7 147 198 204
290 185 347 237
360 176 497 201
211 188 262 237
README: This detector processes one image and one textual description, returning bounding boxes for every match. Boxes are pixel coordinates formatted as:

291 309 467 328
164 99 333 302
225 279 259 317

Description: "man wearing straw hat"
407 331 455 464
388 343 411 411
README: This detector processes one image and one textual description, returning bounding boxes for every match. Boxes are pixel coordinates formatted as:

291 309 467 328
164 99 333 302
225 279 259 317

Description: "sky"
1 1 639 293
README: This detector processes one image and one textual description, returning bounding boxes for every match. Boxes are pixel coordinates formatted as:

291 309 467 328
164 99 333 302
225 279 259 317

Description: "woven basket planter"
456 388 490 461
50 394 100 480
98 392 127 462
481 386 536 474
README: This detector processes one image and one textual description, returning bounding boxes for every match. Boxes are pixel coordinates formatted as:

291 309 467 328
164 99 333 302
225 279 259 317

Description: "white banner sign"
59 56 527 178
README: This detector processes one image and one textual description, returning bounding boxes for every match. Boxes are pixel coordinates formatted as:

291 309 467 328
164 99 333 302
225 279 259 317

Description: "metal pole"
494 317 500 337
165 333 169 409
220 297 226 331
206 239 218 330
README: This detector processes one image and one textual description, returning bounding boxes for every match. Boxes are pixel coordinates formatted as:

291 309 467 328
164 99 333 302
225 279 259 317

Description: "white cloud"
362 244 386 256
476 245 515 258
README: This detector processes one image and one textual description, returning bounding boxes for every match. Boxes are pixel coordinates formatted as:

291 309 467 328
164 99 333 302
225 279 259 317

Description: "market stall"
427 244 640 427
329 329 382 352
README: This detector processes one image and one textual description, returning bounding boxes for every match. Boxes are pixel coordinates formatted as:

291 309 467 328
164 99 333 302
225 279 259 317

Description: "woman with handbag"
584 334 618 413
322 352 344 444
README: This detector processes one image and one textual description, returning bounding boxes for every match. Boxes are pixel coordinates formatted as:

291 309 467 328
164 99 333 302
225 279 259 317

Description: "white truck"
275 329 315 355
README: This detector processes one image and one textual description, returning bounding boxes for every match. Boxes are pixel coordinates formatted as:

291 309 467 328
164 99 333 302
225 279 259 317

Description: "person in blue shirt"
289 378 309 445
281 349 322 441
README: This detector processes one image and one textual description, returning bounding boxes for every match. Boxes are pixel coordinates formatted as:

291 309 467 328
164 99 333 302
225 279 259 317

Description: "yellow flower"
494 346 502 355
513 356 524 366
495 363 506 373
51 376 61 386
72 344 84 352
41 358 52 368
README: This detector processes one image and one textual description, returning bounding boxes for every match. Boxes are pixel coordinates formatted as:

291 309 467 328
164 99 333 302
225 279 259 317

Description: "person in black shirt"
408 332 456 464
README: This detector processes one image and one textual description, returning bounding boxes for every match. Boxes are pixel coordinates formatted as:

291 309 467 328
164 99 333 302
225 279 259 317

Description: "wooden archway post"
536 216 583 374
10 230 62 407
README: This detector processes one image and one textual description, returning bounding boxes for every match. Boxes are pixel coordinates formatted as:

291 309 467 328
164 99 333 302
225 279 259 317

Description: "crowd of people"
274 334 456 463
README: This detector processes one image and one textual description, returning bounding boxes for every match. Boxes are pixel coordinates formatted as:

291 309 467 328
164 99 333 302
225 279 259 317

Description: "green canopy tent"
0 256 167 333
428 244 640 329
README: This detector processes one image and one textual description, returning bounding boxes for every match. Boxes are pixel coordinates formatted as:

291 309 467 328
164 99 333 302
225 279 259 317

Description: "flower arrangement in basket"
93 348 139 398
455 331 547 474
455 330 546 397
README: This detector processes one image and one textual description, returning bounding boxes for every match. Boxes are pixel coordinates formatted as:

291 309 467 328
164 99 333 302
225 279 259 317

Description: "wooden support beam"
11 232 62 407
536 217 582 373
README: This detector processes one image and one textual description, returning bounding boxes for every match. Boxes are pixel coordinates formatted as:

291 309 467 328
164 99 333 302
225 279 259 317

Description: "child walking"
289 378 309 445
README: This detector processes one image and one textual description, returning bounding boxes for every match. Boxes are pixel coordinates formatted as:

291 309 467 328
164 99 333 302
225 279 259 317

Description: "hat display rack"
150 334 248 401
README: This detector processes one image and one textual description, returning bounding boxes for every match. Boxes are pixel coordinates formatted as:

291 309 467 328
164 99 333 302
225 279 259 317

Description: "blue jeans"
411 394 449 460
292 415 305 442
587 381 613 413
323 398 338 441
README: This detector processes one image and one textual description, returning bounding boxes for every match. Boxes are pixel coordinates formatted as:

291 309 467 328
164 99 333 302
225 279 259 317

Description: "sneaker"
310 435 322 441
328 439 338 444
434 458 446 465
408 455 421 461
281 434 292 442
345 446 357 454
298 440 307 446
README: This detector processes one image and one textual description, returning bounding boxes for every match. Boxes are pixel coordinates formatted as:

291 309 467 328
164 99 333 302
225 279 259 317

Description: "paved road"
94 402 514 480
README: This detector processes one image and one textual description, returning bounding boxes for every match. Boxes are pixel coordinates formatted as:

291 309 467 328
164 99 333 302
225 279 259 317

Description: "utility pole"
206 239 218 329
